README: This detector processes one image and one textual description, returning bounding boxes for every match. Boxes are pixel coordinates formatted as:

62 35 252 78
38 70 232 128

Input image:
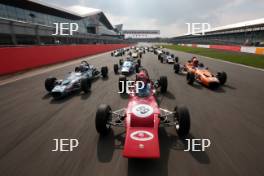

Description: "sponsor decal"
130 130 154 141
132 104 153 118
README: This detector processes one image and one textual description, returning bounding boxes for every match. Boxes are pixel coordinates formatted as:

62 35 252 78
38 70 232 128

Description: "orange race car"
173 57 227 89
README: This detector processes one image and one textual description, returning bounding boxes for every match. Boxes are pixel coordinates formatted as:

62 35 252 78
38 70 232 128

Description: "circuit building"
0 0 124 45
170 18 264 46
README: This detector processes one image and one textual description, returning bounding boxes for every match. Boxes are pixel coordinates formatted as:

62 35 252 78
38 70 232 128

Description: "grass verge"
163 45 264 69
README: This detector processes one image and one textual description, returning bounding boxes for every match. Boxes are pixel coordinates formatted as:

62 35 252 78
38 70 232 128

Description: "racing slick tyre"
159 76 168 93
95 104 112 135
45 77 57 92
160 57 163 63
137 59 141 67
174 63 180 73
119 76 127 94
81 78 91 93
114 64 119 74
175 57 179 63
119 59 124 66
101 66 108 78
158 54 161 61
217 72 227 85
187 72 195 85
135 64 140 73
111 52 113 57
175 106 190 138
75 66 80 72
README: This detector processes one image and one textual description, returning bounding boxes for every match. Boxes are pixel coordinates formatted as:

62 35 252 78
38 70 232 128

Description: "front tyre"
114 64 119 74
81 78 91 93
175 106 190 138
174 63 180 73
45 77 57 92
217 72 227 85
187 72 195 85
159 76 168 93
95 104 112 135
101 66 108 78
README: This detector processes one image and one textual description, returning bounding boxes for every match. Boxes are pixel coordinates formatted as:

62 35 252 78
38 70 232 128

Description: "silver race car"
114 58 141 75
45 61 108 99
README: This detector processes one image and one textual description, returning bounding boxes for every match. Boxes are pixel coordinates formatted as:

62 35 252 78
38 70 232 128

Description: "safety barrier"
0 44 129 75
179 44 264 55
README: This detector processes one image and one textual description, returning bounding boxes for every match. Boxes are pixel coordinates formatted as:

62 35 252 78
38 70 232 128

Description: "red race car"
95 69 191 159
174 57 227 89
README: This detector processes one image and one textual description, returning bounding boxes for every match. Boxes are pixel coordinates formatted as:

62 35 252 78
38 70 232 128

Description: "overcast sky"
42 0 264 37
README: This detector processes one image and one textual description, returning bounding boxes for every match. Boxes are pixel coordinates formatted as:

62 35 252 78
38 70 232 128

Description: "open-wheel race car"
111 49 125 57
95 69 191 158
44 60 108 99
114 58 141 75
174 57 227 89
158 51 179 64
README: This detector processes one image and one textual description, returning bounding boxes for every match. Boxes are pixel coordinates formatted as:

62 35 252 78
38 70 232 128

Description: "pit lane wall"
179 44 264 55
0 44 129 75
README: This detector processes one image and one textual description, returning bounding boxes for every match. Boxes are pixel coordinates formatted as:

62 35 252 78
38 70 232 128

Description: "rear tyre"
174 63 180 73
159 76 168 93
175 106 191 138
119 76 127 94
81 78 91 93
111 52 113 56
95 104 112 135
45 77 57 92
119 59 123 66
137 59 141 67
114 64 119 74
217 72 227 85
175 57 179 63
186 72 195 85
101 66 108 78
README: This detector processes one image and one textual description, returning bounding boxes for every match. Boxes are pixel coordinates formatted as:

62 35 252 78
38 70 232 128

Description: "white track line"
0 52 108 86
167 48 264 72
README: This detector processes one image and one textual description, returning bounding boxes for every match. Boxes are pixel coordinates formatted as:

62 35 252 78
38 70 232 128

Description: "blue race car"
114 58 141 75
45 61 108 99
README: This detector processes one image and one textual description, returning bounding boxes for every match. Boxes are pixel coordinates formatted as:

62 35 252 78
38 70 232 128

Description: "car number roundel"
132 104 154 118
130 130 154 141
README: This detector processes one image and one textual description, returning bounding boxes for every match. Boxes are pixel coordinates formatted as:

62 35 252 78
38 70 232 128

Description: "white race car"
132 52 139 58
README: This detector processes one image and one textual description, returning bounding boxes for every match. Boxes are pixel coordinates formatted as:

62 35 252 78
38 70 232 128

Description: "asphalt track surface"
0 48 264 176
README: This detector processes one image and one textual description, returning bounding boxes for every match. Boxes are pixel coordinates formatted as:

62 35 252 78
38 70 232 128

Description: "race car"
131 51 142 58
114 58 141 75
174 57 227 89
44 61 108 99
159 52 179 64
95 69 191 158
111 49 125 57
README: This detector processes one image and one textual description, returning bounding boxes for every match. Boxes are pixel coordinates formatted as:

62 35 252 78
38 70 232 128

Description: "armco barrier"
0 44 129 75
210 45 241 52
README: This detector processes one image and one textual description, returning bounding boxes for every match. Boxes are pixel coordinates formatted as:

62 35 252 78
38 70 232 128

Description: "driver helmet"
192 58 199 67
136 71 148 86
136 71 150 97
191 57 197 61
